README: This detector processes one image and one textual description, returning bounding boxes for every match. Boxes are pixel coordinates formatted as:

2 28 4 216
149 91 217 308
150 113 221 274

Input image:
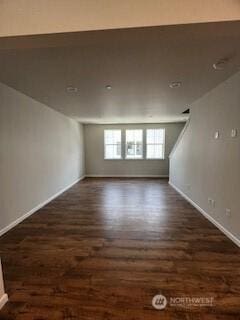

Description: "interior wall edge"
169 71 240 245
169 181 240 248
0 294 8 310
169 118 191 158
0 81 86 235
84 123 184 176
0 259 8 310
0 176 86 238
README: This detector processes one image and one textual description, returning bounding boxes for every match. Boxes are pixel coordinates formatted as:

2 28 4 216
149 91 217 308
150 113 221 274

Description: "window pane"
156 129 164 144
116 143 121 157
147 129 155 144
146 145 155 159
147 129 164 144
113 130 121 144
105 130 121 144
147 144 163 159
135 143 143 156
126 129 143 144
155 144 163 158
126 142 135 156
146 129 165 159
105 144 122 159
126 129 143 159
126 130 134 142
105 145 114 159
104 130 122 159
134 129 142 142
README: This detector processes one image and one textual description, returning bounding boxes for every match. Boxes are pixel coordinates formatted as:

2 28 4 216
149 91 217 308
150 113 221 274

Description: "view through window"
125 129 143 159
146 129 165 159
104 130 122 159
104 128 165 159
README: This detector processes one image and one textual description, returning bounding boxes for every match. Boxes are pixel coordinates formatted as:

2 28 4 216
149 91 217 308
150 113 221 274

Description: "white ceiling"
1 0 240 38
0 21 239 123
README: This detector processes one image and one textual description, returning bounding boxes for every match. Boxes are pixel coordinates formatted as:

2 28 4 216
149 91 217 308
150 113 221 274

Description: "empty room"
0 1 240 319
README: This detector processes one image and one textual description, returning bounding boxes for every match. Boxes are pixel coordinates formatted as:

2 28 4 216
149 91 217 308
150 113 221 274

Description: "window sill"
104 158 165 161
104 158 123 160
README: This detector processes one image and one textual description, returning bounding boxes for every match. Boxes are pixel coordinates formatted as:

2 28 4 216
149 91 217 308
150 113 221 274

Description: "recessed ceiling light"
169 81 182 89
213 58 229 70
105 85 112 90
66 86 78 93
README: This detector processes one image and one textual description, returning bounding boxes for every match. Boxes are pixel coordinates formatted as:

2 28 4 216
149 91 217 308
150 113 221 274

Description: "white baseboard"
86 175 169 178
0 294 8 310
169 181 240 248
0 175 86 237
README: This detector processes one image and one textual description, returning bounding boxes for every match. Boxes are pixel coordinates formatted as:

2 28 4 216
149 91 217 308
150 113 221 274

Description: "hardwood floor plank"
0 178 239 319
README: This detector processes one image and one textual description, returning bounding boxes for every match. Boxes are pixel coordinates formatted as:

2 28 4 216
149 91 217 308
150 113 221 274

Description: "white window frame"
125 129 143 160
104 129 122 160
146 128 165 160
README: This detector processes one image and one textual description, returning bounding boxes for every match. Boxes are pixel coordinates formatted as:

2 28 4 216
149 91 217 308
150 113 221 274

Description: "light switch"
211 199 215 208
231 129 237 138
214 131 220 139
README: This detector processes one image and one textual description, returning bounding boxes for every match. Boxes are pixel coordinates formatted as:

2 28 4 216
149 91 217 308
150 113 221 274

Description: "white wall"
84 123 184 177
0 0 239 37
170 72 240 242
0 82 85 235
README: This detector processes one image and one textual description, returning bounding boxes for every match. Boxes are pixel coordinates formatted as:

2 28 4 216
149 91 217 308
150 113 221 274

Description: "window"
146 129 165 159
125 129 143 159
104 130 122 159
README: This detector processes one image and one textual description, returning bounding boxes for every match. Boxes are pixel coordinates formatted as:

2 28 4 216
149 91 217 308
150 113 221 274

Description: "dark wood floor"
0 178 240 320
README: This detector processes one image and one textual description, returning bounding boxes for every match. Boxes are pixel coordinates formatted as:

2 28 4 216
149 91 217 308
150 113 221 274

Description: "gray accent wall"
0 82 85 234
170 71 240 242
84 123 184 176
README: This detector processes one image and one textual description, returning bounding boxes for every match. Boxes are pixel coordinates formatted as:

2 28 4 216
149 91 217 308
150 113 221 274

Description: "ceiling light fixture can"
213 58 229 70
67 86 78 93
105 85 112 90
169 81 181 88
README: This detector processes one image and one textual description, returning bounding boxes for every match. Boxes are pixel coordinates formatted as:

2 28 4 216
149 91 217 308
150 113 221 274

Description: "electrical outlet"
226 208 231 217
208 198 215 208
